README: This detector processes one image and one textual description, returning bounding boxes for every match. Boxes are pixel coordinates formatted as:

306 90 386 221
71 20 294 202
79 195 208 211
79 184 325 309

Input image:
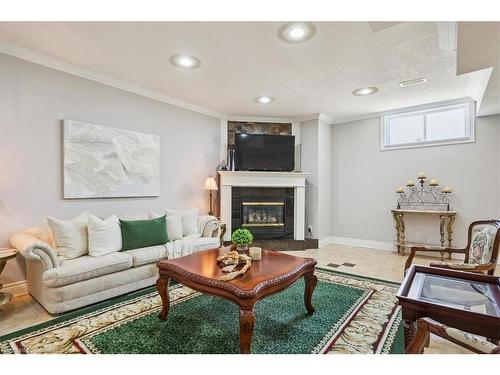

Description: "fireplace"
232 187 294 239
242 202 285 227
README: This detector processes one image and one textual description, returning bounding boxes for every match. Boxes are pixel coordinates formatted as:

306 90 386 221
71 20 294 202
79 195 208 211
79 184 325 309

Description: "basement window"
380 98 475 150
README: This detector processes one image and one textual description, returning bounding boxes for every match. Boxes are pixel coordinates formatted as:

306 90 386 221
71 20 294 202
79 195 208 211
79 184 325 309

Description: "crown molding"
331 112 382 125
295 113 322 122
318 113 334 125
0 42 225 119
294 113 334 125
226 115 296 123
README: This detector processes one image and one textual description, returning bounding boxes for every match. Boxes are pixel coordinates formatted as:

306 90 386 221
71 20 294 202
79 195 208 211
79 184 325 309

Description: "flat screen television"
234 134 295 171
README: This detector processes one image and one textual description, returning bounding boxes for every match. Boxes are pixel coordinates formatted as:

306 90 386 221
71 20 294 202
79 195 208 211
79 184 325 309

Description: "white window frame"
380 98 476 151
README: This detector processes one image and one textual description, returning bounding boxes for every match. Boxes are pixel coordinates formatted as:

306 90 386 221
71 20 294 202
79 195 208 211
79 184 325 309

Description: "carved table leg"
439 215 446 260
219 223 227 247
0 259 13 308
392 212 401 254
405 323 429 354
156 276 170 321
304 271 318 315
398 214 406 255
446 215 455 259
239 308 255 354
403 318 416 349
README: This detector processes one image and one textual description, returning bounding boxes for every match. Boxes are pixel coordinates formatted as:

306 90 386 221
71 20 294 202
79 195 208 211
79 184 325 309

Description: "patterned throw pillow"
468 227 495 265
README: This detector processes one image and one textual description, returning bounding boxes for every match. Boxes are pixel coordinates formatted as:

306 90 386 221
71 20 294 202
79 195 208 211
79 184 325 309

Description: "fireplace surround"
232 187 294 239
219 171 308 242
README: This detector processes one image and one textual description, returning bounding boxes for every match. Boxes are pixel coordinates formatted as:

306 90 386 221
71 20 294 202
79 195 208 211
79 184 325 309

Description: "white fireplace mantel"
218 171 309 241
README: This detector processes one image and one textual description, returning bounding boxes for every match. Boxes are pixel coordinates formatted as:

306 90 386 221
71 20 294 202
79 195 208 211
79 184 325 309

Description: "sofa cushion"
165 239 184 259
43 252 133 287
126 245 167 267
173 236 220 258
190 237 220 252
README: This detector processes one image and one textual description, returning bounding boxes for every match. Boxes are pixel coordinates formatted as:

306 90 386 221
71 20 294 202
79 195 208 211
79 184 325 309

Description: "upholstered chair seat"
404 220 500 276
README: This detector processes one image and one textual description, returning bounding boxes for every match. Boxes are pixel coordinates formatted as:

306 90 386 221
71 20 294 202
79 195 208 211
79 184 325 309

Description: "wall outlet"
308 225 313 236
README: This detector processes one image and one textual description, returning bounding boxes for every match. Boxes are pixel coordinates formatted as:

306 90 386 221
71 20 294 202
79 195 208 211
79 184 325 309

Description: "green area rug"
0 269 403 354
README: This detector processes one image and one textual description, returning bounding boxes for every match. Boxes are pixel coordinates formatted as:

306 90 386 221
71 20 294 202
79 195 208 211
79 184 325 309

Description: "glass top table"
408 273 500 317
397 265 500 349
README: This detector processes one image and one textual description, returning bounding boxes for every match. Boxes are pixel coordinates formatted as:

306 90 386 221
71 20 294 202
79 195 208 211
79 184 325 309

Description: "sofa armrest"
10 232 60 270
197 215 220 238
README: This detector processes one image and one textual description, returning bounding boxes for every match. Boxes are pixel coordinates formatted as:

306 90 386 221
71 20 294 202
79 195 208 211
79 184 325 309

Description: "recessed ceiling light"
278 22 316 43
255 96 275 104
169 54 201 69
352 87 379 96
399 77 427 87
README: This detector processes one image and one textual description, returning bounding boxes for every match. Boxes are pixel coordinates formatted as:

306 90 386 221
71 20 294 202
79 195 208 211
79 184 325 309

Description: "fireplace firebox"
232 187 294 239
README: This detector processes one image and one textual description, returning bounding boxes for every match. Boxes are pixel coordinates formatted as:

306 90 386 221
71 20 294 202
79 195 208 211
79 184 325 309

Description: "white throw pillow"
46 212 89 260
166 208 199 236
87 214 122 257
150 212 183 241
119 213 150 221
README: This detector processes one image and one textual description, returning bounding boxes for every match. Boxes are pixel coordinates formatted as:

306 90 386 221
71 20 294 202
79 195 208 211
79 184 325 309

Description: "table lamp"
203 176 218 216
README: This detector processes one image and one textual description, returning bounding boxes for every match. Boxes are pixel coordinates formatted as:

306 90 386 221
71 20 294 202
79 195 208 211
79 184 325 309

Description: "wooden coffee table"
156 247 317 353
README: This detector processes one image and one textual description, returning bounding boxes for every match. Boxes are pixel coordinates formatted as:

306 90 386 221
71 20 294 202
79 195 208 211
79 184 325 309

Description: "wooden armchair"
404 220 500 276
407 318 499 354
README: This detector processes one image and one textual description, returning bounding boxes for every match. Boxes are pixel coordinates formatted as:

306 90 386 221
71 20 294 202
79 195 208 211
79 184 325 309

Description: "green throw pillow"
120 215 168 251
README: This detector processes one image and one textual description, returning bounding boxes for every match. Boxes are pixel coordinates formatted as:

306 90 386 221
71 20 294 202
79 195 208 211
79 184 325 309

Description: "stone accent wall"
227 121 292 149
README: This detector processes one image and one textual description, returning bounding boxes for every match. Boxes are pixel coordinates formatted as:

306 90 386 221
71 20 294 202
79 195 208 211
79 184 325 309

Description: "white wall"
299 119 318 239
331 114 500 248
318 118 333 240
299 116 334 241
0 54 221 285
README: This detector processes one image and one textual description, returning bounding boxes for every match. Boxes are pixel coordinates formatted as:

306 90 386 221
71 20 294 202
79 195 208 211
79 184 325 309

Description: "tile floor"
1 244 498 354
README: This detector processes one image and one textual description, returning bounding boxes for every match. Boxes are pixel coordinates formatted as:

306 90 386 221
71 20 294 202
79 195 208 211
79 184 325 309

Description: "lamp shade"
203 176 218 191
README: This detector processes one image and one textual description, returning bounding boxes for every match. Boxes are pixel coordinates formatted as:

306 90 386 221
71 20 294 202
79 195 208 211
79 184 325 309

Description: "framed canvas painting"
63 120 160 198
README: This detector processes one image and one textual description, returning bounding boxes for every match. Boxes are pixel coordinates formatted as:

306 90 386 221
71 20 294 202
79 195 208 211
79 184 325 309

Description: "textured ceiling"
0 21 494 121
457 22 500 117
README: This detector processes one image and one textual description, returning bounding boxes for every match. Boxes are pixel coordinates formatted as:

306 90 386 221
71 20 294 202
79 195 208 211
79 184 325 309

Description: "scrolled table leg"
446 215 456 259
156 276 170 321
239 308 255 354
396 214 406 255
304 271 318 315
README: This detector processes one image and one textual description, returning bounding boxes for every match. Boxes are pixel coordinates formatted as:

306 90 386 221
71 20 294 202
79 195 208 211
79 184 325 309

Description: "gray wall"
331 114 500 248
0 54 220 285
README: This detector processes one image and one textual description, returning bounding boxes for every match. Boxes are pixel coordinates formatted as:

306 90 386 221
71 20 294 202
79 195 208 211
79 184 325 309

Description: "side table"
0 249 18 308
219 223 227 246
391 209 457 257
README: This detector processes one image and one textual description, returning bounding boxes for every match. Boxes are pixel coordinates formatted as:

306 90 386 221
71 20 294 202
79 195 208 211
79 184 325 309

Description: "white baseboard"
2 280 28 297
319 236 464 260
319 236 395 252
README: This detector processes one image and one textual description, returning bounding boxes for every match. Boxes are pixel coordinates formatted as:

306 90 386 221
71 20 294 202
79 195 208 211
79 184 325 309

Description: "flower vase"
236 244 249 253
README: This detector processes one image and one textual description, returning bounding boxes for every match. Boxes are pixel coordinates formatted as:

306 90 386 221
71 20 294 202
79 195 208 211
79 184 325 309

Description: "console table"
0 249 18 308
391 209 457 257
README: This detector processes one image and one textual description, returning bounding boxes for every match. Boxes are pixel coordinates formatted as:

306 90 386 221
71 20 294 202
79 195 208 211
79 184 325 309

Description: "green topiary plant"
231 228 253 247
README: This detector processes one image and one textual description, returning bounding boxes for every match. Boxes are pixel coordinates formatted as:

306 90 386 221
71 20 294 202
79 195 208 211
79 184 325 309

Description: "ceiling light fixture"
352 87 379 96
278 22 316 43
399 77 427 87
254 96 275 104
170 54 201 69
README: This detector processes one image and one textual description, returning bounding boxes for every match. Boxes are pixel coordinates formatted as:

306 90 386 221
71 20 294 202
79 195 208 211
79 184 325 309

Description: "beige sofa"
10 214 220 314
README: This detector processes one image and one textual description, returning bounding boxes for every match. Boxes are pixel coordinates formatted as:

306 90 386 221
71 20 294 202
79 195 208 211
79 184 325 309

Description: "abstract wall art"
63 120 160 198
